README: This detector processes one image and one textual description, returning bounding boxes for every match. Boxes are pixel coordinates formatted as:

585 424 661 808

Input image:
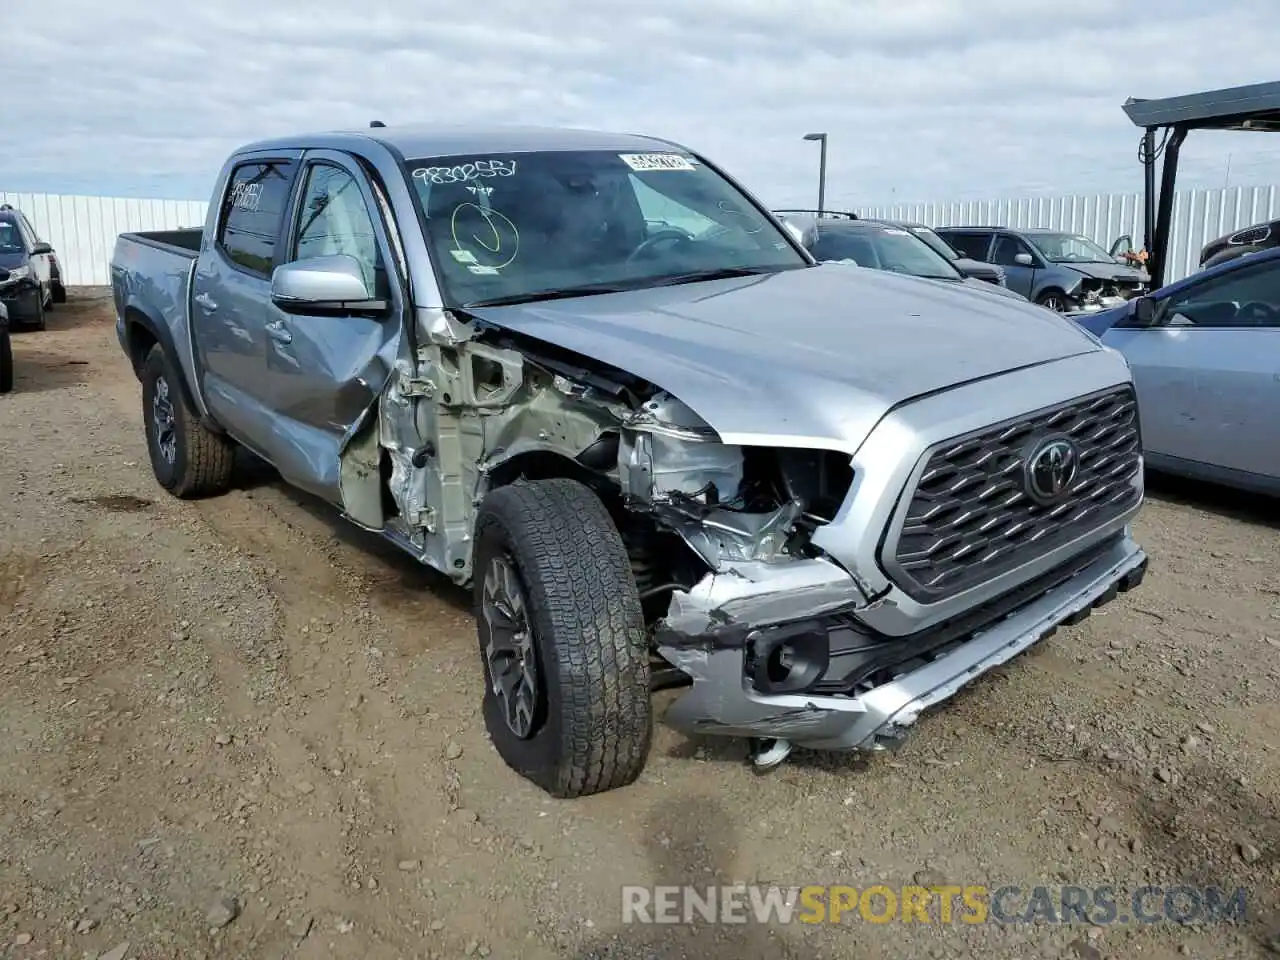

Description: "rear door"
1102 255 1280 485
260 149 405 505
192 155 299 454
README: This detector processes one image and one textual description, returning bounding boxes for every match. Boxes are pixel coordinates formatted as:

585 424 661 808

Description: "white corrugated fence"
859 184 1280 284
3 184 1279 287
0 192 208 287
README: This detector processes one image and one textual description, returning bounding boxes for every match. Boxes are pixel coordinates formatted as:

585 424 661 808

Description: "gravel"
0 292 1276 959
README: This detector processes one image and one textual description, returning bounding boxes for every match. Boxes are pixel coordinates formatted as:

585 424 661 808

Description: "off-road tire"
473 478 652 798
141 344 235 498
0 330 12 393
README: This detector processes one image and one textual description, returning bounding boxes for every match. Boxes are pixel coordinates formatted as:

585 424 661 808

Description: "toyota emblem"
1025 437 1079 505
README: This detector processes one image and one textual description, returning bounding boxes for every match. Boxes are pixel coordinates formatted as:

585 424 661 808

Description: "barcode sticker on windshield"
619 153 696 172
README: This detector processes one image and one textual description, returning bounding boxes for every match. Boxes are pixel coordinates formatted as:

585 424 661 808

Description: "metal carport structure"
1124 80 1280 288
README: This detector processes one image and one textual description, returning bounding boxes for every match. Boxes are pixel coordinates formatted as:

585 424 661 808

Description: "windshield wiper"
462 267 778 309
645 266 779 287
463 279 644 308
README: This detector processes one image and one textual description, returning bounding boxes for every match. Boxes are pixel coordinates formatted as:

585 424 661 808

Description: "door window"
991 234 1035 266
216 160 298 277
292 163 384 294
1158 258 1280 328
941 232 992 260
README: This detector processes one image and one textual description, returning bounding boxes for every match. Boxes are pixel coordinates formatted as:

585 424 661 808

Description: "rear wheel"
473 478 652 798
141 344 236 497
0 329 12 393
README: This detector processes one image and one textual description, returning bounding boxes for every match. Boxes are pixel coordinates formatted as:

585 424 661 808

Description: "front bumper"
0 282 41 322
656 532 1147 750
1070 295 1133 314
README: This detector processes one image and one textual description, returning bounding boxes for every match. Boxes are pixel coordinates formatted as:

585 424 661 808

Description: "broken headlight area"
617 392 854 572
1074 277 1146 309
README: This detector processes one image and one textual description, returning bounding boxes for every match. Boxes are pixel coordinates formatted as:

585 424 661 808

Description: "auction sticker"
619 153 696 172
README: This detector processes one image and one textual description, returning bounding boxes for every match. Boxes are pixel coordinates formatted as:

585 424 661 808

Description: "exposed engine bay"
371 308 856 633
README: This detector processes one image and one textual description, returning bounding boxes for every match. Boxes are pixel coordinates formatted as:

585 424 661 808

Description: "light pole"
803 132 828 217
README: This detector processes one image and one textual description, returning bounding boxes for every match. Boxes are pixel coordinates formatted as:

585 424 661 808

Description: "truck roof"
236 123 687 161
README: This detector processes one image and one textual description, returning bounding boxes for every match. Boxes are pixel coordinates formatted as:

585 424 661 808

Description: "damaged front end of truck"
353 289 1148 770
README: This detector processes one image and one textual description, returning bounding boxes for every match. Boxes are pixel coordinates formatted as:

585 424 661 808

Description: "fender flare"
122 306 222 434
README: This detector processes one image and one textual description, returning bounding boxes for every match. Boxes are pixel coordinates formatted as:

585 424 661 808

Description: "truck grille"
885 386 1141 603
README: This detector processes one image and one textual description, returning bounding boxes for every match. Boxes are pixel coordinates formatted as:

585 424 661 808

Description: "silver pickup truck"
110 124 1150 798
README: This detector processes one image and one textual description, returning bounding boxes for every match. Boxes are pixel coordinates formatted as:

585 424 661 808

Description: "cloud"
3 0 1279 205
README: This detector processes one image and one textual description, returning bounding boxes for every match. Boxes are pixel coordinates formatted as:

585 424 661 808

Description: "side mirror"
270 255 385 313
1014 252 1034 267
30 241 52 255
1130 296 1160 327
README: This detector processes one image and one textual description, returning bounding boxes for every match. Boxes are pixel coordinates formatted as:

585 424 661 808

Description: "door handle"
266 320 293 345
194 292 217 311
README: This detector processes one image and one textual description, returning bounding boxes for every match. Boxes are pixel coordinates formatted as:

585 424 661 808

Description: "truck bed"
111 229 205 388
118 228 203 258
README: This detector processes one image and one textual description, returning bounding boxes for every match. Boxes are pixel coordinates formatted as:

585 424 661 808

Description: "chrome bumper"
656 533 1147 750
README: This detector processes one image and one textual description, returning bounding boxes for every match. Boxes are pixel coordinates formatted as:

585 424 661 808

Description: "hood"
466 265 1104 453
959 276 1027 302
0 251 28 271
1061 261 1149 283
1070 302 1131 337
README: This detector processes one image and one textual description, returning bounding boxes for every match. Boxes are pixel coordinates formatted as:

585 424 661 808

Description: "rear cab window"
216 160 298 277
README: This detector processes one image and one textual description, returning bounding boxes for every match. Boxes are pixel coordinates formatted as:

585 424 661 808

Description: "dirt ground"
1 291 1278 960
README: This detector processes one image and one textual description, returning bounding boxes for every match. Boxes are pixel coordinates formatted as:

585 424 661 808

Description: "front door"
1103 255 1280 485
192 156 299 454
990 232 1042 299
260 150 404 505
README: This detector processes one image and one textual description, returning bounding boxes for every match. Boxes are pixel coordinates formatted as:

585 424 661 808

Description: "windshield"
809 225 964 280
1028 232 1117 263
908 226 961 261
0 221 23 254
404 149 808 306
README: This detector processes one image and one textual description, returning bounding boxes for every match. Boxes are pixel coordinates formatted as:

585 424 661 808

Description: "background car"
0 301 12 394
1072 245 1280 496
870 218 1010 287
1197 218 1280 269
935 225 1149 313
0 203 62 330
773 209 1009 286
784 214 1030 302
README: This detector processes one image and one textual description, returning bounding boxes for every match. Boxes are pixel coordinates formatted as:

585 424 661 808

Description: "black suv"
0 203 66 330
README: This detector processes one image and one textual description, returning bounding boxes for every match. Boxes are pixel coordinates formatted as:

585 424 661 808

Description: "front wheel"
1037 290 1071 312
141 344 236 498
473 478 652 798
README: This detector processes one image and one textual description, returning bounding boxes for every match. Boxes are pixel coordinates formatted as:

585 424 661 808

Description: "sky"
3 0 1280 207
